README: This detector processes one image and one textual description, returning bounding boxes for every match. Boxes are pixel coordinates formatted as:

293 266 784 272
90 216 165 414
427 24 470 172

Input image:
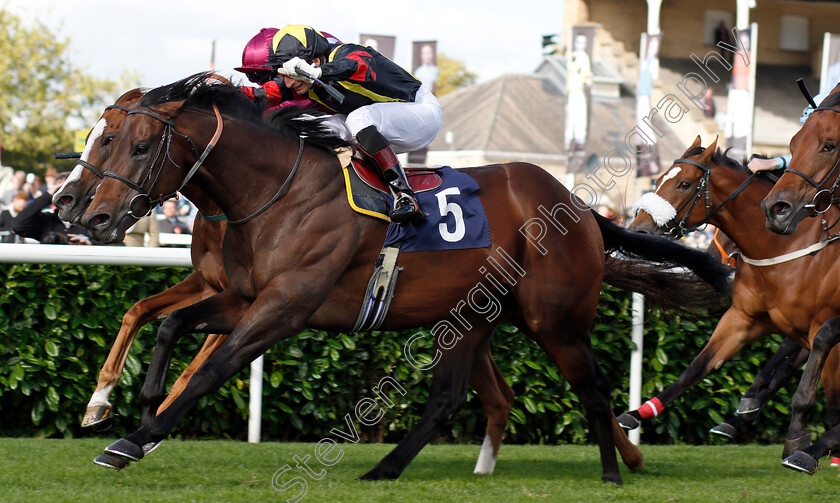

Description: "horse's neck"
179 184 223 217
710 170 824 255
197 131 341 227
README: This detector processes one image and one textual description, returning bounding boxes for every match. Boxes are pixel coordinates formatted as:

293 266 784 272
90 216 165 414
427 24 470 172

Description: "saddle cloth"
336 148 491 253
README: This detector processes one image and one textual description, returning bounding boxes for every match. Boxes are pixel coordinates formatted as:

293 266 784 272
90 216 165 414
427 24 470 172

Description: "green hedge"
0 263 825 444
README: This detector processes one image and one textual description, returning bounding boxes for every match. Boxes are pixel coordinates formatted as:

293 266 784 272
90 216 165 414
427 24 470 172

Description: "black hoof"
735 397 760 415
783 434 811 458
359 467 400 481
104 438 144 461
93 452 131 470
616 413 640 430
82 404 112 428
602 473 623 485
781 451 819 475
709 422 737 439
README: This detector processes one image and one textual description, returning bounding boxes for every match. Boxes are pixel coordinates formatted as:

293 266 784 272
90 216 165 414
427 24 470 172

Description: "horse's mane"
682 145 777 183
140 72 350 151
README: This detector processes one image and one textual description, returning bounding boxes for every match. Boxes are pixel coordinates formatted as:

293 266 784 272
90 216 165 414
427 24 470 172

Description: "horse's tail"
593 211 731 311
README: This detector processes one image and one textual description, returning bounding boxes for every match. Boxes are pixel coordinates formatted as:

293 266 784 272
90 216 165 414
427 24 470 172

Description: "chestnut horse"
759 84 840 472
626 137 840 468
54 90 528 475
77 74 729 483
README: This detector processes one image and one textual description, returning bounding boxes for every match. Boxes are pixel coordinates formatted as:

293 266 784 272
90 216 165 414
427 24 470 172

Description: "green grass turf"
0 438 838 502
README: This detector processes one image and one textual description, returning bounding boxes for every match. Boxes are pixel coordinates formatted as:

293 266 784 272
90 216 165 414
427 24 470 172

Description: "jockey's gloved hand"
279 57 322 82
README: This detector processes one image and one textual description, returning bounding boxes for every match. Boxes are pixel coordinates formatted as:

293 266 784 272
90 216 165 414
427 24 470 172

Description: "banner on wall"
635 32 663 177
565 25 595 174
725 24 757 162
359 34 396 60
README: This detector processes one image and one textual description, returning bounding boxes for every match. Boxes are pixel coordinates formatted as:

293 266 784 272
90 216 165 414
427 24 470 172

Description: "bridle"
102 102 304 225
779 104 840 214
662 157 758 238
99 104 223 219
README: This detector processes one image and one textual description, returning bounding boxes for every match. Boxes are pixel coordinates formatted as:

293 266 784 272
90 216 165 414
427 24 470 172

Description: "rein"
225 136 304 226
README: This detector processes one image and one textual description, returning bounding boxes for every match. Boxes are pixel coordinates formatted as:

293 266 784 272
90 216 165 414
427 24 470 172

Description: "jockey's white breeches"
323 87 442 154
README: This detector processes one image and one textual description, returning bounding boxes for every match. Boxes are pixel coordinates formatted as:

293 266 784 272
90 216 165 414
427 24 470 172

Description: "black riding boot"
355 125 423 224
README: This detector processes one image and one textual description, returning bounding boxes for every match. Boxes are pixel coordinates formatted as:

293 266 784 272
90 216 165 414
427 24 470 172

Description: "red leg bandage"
637 397 665 420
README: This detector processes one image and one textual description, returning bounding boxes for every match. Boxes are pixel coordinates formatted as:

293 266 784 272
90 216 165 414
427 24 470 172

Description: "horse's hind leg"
710 338 807 439
534 329 622 484
84 272 217 427
469 336 514 474
781 317 840 473
361 325 492 481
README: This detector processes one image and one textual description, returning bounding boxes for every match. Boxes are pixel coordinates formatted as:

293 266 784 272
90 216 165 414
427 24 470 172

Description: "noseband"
102 104 223 219
781 104 840 214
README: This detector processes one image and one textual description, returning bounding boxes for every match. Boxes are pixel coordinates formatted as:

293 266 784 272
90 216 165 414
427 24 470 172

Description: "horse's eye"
102 135 115 146
133 144 149 156
678 181 692 189
821 142 836 153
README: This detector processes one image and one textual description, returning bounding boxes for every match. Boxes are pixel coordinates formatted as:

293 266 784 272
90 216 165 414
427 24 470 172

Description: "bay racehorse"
759 84 840 472
626 136 840 469
77 73 729 483
54 90 536 476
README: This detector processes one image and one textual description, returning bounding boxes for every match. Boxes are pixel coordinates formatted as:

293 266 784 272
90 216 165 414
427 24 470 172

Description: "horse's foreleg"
155 333 230 415
469 335 514 474
617 308 763 431
711 338 807 439
96 286 309 468
361 326 489 481
781 318 840 470
84 272 217 427
136 288 246 427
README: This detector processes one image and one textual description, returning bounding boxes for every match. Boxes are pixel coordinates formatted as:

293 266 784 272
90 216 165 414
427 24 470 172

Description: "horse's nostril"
57 195 74 207
89 213 111 229
773 202 791 216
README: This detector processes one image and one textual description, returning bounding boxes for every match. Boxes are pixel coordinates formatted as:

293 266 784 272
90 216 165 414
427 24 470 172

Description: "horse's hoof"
93 452 131 470
783 434 811 458
616 413 640 430
358 467 400 481
82 404 112 428
781 451 819 475
709 421 737 439
104 438 144 461
735 397 760 415
601 472 623 485
142 441 162 455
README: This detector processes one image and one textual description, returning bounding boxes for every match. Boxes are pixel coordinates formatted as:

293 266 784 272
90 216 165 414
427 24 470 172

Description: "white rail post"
629 292 645 445
248 355 264 443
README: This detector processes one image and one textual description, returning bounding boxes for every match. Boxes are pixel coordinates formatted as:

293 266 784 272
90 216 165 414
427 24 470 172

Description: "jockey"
235 27 340 110
263 25 442 224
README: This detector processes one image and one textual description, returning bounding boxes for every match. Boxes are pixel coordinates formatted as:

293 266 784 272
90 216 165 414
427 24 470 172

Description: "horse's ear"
690 135 702 150
699 136 719 163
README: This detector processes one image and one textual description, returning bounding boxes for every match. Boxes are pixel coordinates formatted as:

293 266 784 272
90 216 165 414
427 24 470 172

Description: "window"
780 15 809 51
